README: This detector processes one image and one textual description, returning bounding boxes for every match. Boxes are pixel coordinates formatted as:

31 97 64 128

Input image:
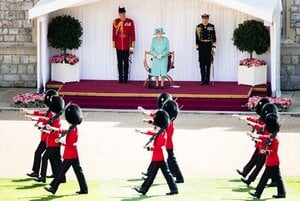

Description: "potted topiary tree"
48 15 83 83
233 19 270 86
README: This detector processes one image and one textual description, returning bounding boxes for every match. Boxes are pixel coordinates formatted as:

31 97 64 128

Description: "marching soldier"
134 110 178 195
112 6 135 83
195 13 216 85
249 113 286 199
22 89 58 178
33 95 65 183
162 100 184 183
44 104 88 195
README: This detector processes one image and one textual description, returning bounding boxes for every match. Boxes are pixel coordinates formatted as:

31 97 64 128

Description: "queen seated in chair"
150 28 169 89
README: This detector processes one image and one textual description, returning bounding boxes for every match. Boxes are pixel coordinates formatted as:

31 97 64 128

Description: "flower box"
51 62 80 83
238 65 266 86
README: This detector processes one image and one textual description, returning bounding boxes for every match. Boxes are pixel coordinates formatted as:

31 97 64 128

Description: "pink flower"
50 54 79 65
244 96 293 111
12 93 45 107
239 58 266 67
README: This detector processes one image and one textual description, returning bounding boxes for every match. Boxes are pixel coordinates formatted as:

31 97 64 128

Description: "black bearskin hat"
153 109 170 129
265 113 280 134
49 95 65 114
260 103 278 122
118 7 126 13
44 89 58 107
157 93 173 109
65 104 82 125
162 100 179 121
256 98 270 116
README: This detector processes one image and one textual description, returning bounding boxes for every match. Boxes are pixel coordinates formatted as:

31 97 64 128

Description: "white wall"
49 0 270 81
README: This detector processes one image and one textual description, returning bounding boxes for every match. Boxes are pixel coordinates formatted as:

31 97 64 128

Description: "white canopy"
29 0 282 97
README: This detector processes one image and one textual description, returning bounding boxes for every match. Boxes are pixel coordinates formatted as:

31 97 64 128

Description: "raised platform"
47 80 270 111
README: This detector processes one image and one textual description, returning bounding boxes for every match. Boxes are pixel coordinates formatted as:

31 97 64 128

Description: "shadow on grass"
223 197 269 201
11 178 32 182
16 183 46 190
232 186 255 193
127 178 144 182
120 194 164 201
228 179 241 183
26 194 75 201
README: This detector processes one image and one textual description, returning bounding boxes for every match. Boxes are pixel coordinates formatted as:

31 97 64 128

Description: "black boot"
27 171 38 178
44 186 56 194
134 187 146 195
118 76 123 83
124 75 128 83
34 176 46 183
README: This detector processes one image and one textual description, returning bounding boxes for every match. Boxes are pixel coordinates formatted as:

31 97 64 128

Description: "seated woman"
150 28 169 89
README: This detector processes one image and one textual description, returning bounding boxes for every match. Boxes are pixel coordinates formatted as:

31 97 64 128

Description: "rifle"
37 101 71 130
143 127 165 149
55 124 77 143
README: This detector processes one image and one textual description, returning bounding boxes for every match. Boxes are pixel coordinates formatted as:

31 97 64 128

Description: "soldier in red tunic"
44 104 88 195
249 113 286 199
134 110 178 195
22 89 58 178
33 95 65 183
162 100 184 183
112 6 135 83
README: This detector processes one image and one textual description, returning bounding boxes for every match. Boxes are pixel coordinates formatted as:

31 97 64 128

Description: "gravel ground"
0 110 299 179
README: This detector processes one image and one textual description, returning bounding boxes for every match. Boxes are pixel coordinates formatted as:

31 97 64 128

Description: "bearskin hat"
44 89 58 107
65 104 82 125
49 95 65 114
153 109 170 129
256 98 270 116
260 103 278 122
157 93 173 109
162 100 179 121
265 113 280 134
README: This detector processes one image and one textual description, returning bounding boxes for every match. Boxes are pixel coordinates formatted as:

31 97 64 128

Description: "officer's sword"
211 50 215 85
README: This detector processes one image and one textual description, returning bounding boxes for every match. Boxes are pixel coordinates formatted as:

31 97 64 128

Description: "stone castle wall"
0 0 37 87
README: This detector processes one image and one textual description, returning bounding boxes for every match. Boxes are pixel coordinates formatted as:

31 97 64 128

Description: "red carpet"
47 80 270 111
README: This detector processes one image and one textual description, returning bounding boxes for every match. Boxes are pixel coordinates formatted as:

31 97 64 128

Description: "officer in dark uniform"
195 14 216 85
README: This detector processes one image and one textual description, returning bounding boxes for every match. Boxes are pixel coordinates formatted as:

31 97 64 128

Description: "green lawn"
0 177 299 201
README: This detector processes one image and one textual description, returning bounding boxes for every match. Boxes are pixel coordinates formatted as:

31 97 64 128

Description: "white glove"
130 47 134 54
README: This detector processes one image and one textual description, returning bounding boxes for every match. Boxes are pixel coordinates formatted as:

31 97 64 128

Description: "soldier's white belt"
200 40 212 42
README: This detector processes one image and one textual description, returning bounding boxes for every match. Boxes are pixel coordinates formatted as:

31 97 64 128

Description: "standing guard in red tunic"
112 6 135 83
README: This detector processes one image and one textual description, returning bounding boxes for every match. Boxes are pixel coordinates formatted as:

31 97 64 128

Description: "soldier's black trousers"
255 166 285 197
144 149 184 182
50 159 88 194
247 154 266 182
167 149 184 182
40 147 62 179
141 160 177 194
116 49 130 82
242 148 259 176
31 141 54 175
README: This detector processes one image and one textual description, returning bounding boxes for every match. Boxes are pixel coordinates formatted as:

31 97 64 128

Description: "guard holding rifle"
195 13 216 85
44 104 88 195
